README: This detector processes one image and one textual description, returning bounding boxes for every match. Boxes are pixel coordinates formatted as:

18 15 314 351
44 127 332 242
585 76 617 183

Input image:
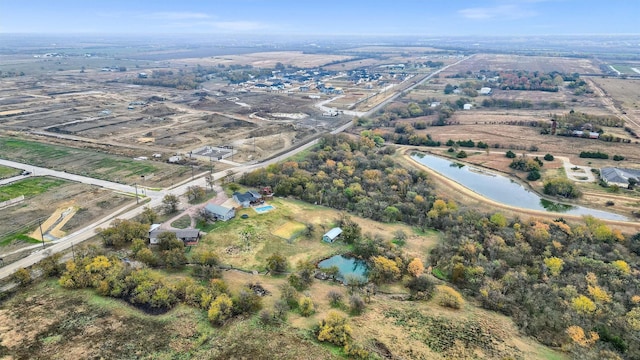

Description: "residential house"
149 224 201 245
480 87 492 95
600 167 640 188
204 204 236 221
232 191 263 208
322 227 343 243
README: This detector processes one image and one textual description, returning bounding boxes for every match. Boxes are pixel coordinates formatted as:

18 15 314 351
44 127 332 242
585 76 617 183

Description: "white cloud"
458 4 537 20
143 12 211 20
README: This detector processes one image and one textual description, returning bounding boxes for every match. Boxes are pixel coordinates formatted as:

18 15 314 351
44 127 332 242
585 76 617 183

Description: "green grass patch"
0 233 42 247
0 165 20 179
0 177 67 202
170 215 192 229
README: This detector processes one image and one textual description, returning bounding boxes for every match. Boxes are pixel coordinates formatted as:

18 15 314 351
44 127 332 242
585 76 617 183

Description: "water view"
411 152 628 221
317 255 369 284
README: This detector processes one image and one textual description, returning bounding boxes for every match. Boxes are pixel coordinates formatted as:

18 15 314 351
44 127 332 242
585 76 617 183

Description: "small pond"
411 152 628 221
318 255 368 284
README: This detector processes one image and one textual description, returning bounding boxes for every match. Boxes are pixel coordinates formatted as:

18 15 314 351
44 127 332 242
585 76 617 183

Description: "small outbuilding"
463 103 472 110
322 227 343 243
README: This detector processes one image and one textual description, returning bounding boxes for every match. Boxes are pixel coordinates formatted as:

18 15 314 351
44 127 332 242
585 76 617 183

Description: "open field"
0 177 67 202
0 165 19 179
178 51 352 68
0 137 188 186
440 53 600 75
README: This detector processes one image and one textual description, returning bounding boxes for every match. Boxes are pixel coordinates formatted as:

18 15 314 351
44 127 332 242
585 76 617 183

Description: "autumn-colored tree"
208 294 233 325
572 295 596 314
566 325 599 346
316 310 353 346
369 256 401 283
544 257 564 276
626 307 640 331
298 296 315 317
588 285 612 303
612 260 630 274
407 258 425 277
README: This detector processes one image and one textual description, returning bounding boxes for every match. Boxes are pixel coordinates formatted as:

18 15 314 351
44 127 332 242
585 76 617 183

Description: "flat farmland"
0 137 189 186
441 54 600 75
590 77 640 119
177 51 351 68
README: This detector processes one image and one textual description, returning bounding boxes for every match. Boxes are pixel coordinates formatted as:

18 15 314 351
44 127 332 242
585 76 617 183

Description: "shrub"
299 296 315 317
266 252 288 274
456 151 467 158
572 295 596 314
544 153 554 161
316 310 352 346
527 169 541 181
613 154 625 161
406 275 435 300
349 295 365 315
436 285 464 309
447 147 455 153
407 258 425 277
327 290 343 307
208 294 233 325
579 151 608 159
506 150 516 158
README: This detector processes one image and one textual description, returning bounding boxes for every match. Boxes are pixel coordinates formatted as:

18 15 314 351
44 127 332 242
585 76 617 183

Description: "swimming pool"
254 204 275 214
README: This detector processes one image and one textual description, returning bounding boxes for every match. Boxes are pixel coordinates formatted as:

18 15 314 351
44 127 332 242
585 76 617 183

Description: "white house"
480 87 492 95
463 103 473 110
322 227 343 243
204 204 235 221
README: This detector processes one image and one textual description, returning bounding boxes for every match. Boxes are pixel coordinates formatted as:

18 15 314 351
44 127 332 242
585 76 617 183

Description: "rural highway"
0 59 472 281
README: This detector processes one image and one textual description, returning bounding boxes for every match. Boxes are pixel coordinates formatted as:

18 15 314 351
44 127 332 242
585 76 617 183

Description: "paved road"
0 59 473 281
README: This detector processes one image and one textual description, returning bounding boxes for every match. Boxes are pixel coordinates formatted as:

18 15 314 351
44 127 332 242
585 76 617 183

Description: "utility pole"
38 218 45 248
191 165 194 180
134 183 139 204
71 242 76 261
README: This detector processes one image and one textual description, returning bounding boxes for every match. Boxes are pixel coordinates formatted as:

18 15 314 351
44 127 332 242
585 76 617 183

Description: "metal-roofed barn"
322 227 342 243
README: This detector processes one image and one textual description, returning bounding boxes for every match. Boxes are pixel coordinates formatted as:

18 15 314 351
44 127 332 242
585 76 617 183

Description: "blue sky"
0 0 637 36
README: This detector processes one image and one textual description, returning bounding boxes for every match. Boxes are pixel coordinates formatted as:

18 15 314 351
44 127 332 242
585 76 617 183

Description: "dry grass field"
441 53 600 75
178 51 351 68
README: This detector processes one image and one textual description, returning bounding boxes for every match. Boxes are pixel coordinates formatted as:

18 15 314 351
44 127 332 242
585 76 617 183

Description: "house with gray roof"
232 191 263 208
601 167 640 188
204 204 235 221
149 225 201 245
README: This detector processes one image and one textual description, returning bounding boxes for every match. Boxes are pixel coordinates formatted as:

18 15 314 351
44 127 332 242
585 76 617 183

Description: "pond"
318 255 369 284
411 152 628 221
